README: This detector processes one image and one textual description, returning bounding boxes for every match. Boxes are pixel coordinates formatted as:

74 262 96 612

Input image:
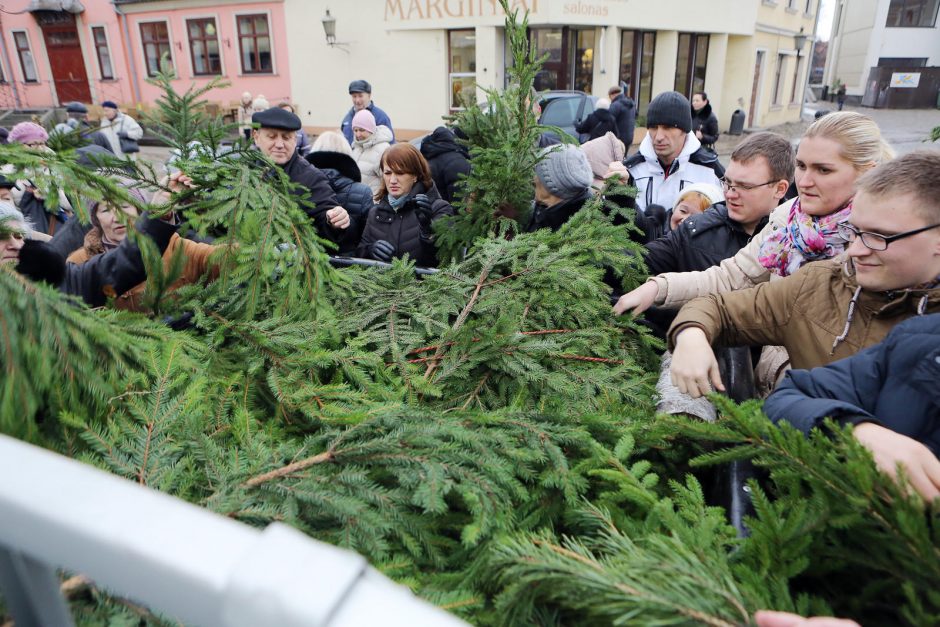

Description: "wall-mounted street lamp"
793 27 808 60
321 9 349 50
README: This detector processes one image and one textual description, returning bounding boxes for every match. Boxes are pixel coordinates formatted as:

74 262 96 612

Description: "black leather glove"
370 239 395 262
16 240 66 286
413 194 433 234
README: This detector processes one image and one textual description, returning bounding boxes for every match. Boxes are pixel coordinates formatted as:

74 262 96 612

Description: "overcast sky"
816 0 835 41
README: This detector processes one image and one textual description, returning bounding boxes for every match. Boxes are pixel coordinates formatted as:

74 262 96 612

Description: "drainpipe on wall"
0 13 23 107
112 0 141 104
800 0 824 114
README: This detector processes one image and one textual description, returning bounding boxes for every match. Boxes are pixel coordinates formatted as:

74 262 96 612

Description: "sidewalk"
715 102 940 159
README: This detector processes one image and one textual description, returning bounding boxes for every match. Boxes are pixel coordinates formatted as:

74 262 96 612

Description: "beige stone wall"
283 0 815 138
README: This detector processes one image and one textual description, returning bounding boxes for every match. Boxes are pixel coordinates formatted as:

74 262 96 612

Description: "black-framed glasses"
838 221 940 251
720 177 777 193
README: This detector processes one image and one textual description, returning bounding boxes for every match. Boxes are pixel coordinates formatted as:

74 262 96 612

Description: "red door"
41 23 91 104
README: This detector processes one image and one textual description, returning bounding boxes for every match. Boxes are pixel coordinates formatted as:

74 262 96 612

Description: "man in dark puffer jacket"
764 313 940 501
419 126 471 205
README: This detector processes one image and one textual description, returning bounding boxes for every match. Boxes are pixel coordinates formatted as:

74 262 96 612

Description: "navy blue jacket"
764 314 940 456
340 102 394 145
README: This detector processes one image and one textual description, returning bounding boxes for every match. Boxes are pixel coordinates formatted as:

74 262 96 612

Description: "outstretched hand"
853 422 940 502
670 327 725 398
613 281 658 316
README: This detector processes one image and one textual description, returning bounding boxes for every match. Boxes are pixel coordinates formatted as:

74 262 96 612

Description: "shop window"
91 26 114 80
140 21 172 77
448 29 476 110
877 57 928 66
885 0 940 26
527 27 596 94
187 18 221 76
675 33 709 97
12 31 38 83
237 14 272 74
571 29 595 94
619 30 655 115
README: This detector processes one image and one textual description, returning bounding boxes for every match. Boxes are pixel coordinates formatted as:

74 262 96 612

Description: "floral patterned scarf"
758 197 853 277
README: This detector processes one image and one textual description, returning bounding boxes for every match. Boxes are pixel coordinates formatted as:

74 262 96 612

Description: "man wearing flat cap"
340 79 394 145
252 107 351 241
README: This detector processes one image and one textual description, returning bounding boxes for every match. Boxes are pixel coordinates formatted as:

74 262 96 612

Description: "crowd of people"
1 81 938 517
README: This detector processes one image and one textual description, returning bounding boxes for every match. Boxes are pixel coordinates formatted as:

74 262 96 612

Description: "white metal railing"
0 434 466 627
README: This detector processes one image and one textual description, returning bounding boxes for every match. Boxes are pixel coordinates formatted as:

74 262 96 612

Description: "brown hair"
730 131 794 182
376 143 433 200
855 149 940 222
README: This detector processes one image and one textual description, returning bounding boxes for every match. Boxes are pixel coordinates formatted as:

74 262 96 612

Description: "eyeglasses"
838 221 940 251
720 177 777 193
23 142 46 148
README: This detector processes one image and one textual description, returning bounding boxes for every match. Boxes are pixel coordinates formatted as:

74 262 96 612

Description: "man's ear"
773 179 790 200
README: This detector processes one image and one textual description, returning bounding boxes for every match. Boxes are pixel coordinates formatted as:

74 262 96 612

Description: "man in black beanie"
612 91 724 222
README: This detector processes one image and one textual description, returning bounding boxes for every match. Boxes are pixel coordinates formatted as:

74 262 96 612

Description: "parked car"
537 90 598 142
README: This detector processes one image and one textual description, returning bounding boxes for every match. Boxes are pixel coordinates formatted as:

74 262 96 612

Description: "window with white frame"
140 20 172 77
91 26 114 80
187 18 221 76
12 31 38 83
448 30 476 110
772 53 787 105
237 14 272 74
790 56 802 103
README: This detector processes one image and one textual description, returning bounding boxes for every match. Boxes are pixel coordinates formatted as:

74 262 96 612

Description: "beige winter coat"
650 197 796 308
351 125 393 195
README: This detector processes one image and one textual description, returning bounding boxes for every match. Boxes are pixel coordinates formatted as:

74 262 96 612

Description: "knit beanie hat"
674 182 724 209
535 144 593 200
102 100 119 110
580 132 625 186
352 109 377 134
8 122 48 145
646 91 693 133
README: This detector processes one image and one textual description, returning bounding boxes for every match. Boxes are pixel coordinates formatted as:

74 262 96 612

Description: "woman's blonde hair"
802 111 895 171
311 131 352 156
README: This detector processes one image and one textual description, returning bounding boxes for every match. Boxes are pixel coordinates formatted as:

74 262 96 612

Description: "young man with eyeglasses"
667 150 940 400
634 133 792 341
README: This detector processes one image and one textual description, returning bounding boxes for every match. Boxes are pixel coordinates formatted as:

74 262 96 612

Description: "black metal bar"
328 256 439 276
0 545 75 627
714 346 760 538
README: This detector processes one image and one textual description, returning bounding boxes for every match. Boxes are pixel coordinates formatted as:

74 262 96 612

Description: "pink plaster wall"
0 1 290 111
124 2 292 108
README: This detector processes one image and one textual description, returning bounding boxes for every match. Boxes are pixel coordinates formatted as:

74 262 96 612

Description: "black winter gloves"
370 239 395 263
413 194 433 235
16 240 66 286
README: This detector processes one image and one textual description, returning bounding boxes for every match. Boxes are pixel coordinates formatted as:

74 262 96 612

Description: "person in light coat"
98 101 143 159
350 109 393 195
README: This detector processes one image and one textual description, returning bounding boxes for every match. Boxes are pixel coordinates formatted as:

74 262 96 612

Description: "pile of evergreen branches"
1 3 937 625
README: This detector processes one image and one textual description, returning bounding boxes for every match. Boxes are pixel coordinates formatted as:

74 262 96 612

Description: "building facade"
824 0 940 108
0 0 291 113
0 0 819 137
285 0 818 138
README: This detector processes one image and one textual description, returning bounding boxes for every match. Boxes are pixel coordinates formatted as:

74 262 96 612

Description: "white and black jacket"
624 132 724 214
